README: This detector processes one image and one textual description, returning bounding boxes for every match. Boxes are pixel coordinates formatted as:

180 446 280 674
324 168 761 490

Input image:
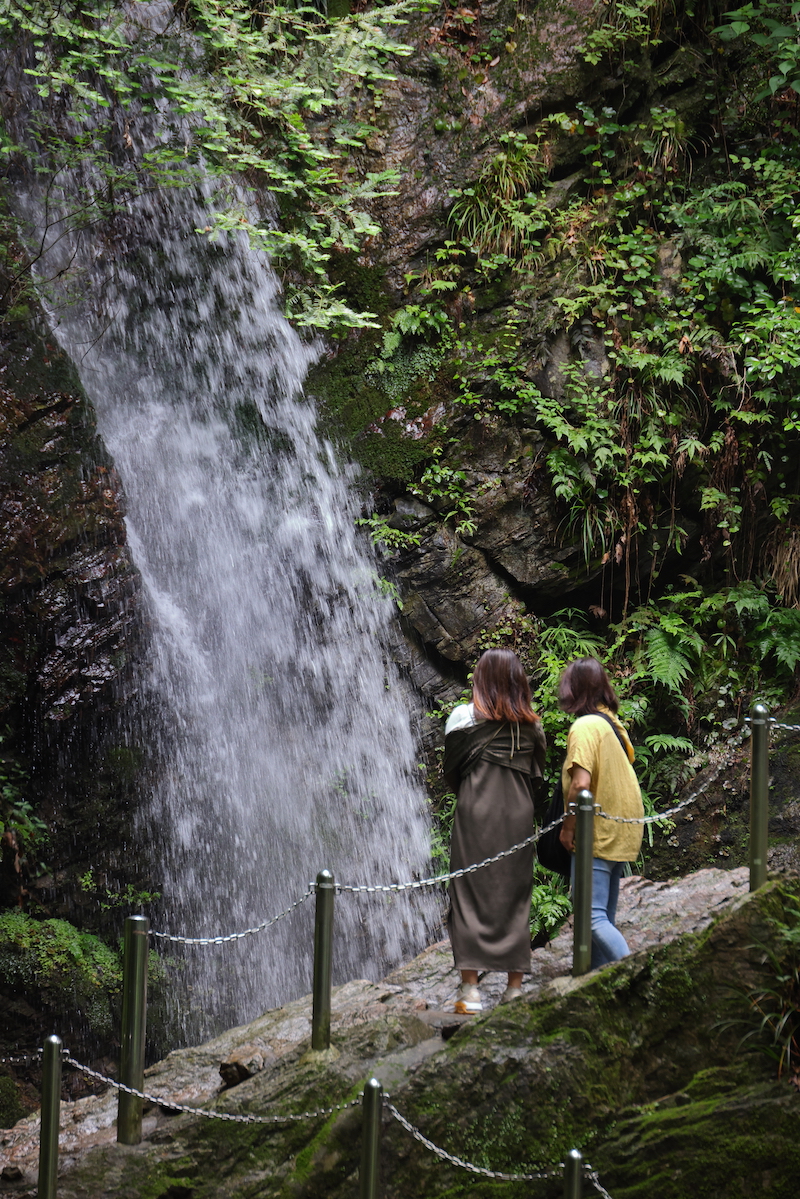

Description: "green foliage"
581 0 668 65
518 572 800 830
409 449 476 536
719 897 800 1080
530 864 572 939
529 612 607 751
0 729 47 868
428 790 458 872
364 302 454 400
448 131 549 257
0 911 122 1036
413 91 800 608
356 513 422 554
716 1 800 98
0 0 421 330
77 868 161 913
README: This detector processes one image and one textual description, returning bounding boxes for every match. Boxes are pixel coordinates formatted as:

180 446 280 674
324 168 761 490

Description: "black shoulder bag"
536 777 571 882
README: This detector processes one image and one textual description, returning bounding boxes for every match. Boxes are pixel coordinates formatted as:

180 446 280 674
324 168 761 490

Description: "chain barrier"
58 1059 614 1192
595 727 748 826
384 1097 561 1182
586 1168 616 1199
0 1054 40 1066
150 885 314 945
385 1096 614 1194
142 723 752 943
768 717 800 734
63 1055 360 1124
335 813 567 896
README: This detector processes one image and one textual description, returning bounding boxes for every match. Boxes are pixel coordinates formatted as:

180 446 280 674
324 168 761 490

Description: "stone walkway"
0 865 752 1187
384 864 751 1011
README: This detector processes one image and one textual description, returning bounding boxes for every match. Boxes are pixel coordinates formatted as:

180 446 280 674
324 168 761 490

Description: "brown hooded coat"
443 717 546 972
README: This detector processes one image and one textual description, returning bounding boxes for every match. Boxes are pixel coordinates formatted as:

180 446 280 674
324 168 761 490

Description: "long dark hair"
558 656 619 715
472 648 539 724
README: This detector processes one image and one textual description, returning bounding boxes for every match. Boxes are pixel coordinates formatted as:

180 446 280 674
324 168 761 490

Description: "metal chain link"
150 885 314 945
595 769 719 825
336 814 567 896
595 727 747 826
744 714 800 734
586 1167 616 1199
142 723 752 941
387 1097 616 1193
64 1056 360 1124
59 1061 613 1192
769 719 800 733
384 1098 562 1182
0 1054 40 1066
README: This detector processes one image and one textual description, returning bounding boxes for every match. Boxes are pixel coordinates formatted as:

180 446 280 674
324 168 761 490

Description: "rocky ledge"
2 864 798 1198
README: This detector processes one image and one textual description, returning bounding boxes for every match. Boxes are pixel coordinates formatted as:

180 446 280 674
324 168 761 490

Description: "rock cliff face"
2 869 798 1198
0 304 145 904
308 0 723 708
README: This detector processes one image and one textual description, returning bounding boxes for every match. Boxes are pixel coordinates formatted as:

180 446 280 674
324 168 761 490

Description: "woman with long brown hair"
443 648 546 1013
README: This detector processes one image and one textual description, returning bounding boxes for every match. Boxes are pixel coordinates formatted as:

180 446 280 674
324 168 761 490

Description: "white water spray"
14 139 439 1044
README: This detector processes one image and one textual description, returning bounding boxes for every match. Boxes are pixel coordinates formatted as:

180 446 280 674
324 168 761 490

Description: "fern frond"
643 734 695 754
644 626 692 692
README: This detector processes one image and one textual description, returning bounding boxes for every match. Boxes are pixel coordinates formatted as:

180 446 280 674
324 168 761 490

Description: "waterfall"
10 101 440 1043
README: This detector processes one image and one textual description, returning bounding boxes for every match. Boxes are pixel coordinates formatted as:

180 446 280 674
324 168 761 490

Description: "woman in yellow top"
558 657 643 968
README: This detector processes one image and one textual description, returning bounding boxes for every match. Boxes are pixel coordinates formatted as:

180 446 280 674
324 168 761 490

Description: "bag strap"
591 710 630 758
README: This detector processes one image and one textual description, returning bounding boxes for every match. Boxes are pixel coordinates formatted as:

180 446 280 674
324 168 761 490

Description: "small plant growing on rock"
719 899 800 1088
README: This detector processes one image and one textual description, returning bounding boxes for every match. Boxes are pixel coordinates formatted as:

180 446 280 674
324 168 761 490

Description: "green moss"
291 1079 363 1184
594 1082 800 1199
308 329 446 483
0 1075 24 1128
0 912 121 1037
326 253 391 321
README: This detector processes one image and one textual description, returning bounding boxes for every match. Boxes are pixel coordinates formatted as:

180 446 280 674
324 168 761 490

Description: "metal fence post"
360 1077 382 1199
564 1147 583 1199
311 869 335 1051
118 914 149 1145
749 701 770 892
38 1034 62 1199
572 789 595 977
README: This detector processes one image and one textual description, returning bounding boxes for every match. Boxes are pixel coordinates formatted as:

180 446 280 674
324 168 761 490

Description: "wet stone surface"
0 864 756 1187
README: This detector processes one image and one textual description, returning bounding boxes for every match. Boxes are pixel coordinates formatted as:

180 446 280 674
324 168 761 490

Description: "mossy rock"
0 1074 25 1128
36 879 800 1198
308 328 448 484
594 1079 800 1198
0 912 122 1044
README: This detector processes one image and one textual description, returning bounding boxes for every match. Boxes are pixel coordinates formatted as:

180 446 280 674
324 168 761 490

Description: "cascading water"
10 82 441 1042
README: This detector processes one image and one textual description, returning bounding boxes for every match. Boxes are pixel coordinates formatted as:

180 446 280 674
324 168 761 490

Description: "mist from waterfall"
12 126 441 1044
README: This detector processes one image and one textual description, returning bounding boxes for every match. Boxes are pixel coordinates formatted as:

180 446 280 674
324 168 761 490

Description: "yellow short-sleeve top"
561 706 644 861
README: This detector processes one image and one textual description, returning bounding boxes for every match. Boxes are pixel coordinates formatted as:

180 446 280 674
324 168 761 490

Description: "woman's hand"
559 812 576 852
559 765 592 852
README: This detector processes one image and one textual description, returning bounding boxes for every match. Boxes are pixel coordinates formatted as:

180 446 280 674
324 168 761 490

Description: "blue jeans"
572 857 630 969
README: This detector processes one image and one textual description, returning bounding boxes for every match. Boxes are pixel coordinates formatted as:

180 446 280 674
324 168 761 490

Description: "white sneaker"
454 983 482 1014
500 986 523 1003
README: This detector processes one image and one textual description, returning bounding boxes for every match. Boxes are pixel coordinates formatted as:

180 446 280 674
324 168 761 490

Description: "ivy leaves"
0 0 419 330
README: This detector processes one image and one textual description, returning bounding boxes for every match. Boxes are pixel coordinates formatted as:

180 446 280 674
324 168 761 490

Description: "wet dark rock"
0 318 140 723
0 303 148 930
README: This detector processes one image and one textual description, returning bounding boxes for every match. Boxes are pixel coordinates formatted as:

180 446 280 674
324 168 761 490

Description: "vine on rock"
0 0 425 329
